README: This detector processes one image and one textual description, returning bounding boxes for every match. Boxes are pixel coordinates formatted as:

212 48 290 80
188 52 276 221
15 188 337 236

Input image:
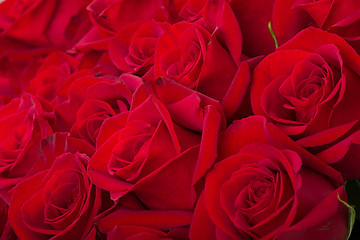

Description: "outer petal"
189 192 217 240
8 172 46 240
204 0 242 64
278 27 360 77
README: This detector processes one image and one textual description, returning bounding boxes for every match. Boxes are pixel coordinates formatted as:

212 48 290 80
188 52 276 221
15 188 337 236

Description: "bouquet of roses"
0 0 359 239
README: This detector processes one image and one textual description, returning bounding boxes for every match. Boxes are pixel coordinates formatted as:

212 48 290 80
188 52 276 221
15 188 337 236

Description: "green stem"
268 21 278 48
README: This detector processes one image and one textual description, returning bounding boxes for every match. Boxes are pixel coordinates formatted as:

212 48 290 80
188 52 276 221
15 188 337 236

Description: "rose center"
107 121 155 175
279 57 328 122
248 176 274 205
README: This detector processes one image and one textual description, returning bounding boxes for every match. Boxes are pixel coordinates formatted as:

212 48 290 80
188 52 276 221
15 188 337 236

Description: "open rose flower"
273 0 360 53
154 0 251 118
8 152 101 240
76 0 170 74
251 27 360 180
88 78 224 210
190 116 349 240
109 20 170 77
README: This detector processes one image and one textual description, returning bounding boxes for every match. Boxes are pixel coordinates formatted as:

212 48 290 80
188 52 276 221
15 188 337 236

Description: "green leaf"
337 193 356 240
268 22 278 49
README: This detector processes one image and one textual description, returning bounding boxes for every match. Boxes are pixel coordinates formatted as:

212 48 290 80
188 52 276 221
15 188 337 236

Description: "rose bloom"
109 20 170 77
273 0 360 53
154 0 250 118
75 0 174 82
88 77 224 210
251 27 360 180
190 116 349 240
8 152 101 240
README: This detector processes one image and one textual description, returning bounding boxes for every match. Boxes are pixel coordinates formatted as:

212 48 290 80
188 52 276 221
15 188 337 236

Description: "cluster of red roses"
0 0 359 239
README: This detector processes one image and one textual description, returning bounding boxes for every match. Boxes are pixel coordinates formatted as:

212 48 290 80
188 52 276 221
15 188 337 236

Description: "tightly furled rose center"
108 120 156 179
278 51 334 123
9 152 101 239
245 175 274 205
261 45 343 129
109 20 169 75
217 148 296 238
155 22 210 88
43 170 83 228
190 116 349 239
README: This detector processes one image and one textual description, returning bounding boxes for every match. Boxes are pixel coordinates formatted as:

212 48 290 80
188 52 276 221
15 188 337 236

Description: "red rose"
75 0 170 69
0 93 53 203
190 116 349 240
273 0 360 53
154 0 250 118
0 0 92 48
88 78 224 210
251 27 360 179
109 20 170 76
154 21 212 88
8 152 101 240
